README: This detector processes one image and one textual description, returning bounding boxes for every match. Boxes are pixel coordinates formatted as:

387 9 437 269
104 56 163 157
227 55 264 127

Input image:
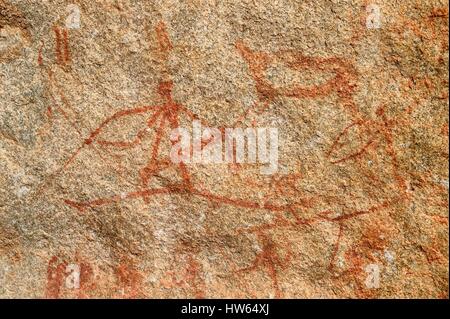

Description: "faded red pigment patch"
53 25 71 66
45 255 95 299
45 256 68 298
114 258 145 298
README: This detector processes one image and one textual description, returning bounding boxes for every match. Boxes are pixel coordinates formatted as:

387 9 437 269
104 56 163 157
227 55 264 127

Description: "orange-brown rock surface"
0 0 448 298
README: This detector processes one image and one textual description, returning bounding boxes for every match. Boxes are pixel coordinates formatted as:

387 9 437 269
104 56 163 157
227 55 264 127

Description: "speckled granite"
0 0 448 298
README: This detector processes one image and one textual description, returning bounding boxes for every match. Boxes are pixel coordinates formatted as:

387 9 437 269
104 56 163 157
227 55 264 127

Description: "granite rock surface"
0 0 448 298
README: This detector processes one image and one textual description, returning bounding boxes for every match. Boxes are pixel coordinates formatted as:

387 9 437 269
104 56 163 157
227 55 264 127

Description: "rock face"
0 0 448 298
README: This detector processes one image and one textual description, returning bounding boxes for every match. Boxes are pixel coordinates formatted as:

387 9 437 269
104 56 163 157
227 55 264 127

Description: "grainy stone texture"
0 0 448 298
